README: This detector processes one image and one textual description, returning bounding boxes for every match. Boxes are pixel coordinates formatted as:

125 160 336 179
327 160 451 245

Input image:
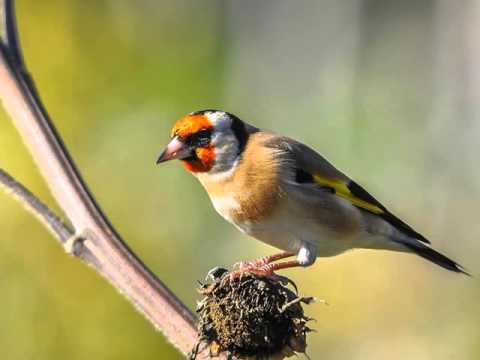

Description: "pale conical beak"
156 137 192 164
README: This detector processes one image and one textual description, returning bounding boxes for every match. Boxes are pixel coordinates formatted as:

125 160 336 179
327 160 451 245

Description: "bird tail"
400 240 470 276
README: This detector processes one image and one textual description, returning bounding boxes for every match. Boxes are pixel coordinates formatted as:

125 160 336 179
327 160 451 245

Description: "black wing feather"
348 181 430 244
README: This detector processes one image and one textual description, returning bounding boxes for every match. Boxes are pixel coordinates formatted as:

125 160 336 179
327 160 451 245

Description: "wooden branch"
0 1 215 358
0 168 101 266
0 168 73 243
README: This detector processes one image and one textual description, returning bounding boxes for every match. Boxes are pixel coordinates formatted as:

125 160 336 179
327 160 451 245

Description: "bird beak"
156 137 192 164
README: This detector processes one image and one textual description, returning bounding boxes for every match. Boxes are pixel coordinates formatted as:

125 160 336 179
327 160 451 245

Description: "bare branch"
0 1 215 358
0 168 73 243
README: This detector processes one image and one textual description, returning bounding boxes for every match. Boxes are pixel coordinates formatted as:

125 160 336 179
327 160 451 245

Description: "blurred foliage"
0 0 479 359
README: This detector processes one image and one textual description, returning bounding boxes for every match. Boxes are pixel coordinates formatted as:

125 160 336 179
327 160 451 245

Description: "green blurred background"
0 0 479 359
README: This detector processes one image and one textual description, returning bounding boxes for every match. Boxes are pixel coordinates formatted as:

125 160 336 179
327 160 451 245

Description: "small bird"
156 109 467 276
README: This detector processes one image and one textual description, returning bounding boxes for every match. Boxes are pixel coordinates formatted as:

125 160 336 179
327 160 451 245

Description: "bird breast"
205 182 281 226
197 132 283 225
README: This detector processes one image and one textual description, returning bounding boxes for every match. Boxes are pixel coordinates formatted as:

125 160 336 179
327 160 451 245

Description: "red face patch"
171 114 215 173
171 114 213 139
181 145 215 173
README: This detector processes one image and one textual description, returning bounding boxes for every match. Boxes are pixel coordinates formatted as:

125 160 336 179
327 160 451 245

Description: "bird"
156 109 468 276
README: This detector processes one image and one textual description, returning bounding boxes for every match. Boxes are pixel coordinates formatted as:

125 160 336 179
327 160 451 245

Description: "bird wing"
265 136 430 244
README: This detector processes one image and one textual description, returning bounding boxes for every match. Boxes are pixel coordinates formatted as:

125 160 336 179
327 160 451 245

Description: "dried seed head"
191 271 313 359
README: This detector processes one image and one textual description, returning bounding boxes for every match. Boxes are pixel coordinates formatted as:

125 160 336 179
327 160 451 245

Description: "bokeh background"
0 0 479 359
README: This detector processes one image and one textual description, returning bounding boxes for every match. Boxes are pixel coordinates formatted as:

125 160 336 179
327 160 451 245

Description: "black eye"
187 128 211 147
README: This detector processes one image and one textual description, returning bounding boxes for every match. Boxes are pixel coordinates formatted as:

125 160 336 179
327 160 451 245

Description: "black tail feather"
402 242 470 276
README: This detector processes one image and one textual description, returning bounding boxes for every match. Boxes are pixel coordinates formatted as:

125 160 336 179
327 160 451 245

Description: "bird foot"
232 252 295 271
227 264 276 283
247 264 276 276
232 260 253 271
232 258 269 271
227 253 299 283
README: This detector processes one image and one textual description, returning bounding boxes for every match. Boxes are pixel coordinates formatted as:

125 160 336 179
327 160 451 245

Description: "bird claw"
248 264 275 276
226 264 276 284
232 255 272 271
232 260 253 271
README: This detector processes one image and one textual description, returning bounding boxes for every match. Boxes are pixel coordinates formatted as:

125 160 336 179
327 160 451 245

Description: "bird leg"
248 260 302 277
229 252 297 279
233 251 295 271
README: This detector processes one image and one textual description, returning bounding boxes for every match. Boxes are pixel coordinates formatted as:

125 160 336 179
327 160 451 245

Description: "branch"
0 168 72 242
0 168 101 265
0 1 214 358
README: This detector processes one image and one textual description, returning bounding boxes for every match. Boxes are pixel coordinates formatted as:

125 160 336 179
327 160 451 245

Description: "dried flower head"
191 268 314 359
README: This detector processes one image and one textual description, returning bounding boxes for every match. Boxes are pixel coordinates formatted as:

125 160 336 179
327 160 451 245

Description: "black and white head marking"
191 110 252 174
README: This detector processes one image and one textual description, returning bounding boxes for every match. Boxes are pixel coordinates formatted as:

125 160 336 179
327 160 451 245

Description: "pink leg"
252 251 296 266
229 255 300 280
233 251 295 271
249 260 302 276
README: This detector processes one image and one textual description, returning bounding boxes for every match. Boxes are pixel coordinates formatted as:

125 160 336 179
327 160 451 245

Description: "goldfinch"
156 110 467 275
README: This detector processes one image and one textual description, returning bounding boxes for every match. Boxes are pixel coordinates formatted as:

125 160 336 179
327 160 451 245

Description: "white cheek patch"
201 111 240 174
212 132 237 154
209 130 240 174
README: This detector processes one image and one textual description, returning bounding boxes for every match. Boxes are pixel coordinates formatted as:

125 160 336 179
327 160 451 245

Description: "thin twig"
0 168 73 243
0 1 215 358
0 168 99 265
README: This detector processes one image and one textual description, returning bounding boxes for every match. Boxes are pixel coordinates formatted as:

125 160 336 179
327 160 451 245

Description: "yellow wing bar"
313 175 385 214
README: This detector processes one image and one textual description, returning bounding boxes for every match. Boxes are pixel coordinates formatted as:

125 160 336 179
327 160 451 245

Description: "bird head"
157 110 254 174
